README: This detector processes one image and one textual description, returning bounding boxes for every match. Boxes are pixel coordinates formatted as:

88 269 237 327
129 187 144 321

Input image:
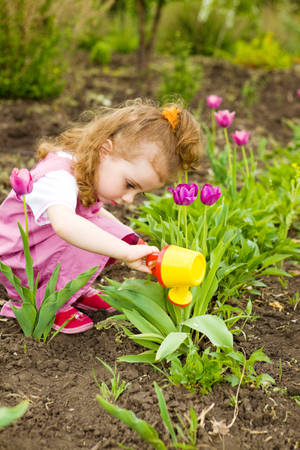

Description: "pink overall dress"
0 152 136 318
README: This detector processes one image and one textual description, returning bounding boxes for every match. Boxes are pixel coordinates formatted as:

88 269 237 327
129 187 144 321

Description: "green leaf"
0 260 32 304
97 395 166 449
0 400 29 428
122 308 162 335
155 332 188 361
154 382 177 443
183 315 233 348
43 263 61 299
103 287 176 336
259 268 292 277
11 303 36 337
118 350 156 364
129 333 164 344
260 254 290 269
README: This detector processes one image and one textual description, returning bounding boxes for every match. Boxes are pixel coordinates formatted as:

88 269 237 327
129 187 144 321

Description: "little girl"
0 99 202 333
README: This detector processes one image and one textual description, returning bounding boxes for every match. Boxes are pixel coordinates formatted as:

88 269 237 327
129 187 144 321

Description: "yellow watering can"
146 245 206 307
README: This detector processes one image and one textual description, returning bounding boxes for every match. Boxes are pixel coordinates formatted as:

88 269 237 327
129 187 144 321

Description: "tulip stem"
184 205 188 248
232 146 237 195
177 207 181 245
224 128 232 173
241 145 249 179
23 195 29 239
184 170 188 184
201 205 207 256
211 109 216 145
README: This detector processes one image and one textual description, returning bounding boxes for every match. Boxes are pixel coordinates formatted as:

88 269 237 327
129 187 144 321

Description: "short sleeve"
25 170 78 226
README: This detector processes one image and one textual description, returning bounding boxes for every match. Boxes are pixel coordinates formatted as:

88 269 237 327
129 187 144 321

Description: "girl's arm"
47 204 156 273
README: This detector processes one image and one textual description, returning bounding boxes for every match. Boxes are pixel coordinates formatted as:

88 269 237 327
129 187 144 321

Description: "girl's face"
95 140 163 206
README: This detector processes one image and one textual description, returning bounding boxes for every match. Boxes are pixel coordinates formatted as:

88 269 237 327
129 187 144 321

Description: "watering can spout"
146 245 206 307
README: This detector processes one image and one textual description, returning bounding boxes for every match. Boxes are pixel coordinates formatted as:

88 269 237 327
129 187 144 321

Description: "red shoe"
52 307 93 334
75 288 116 313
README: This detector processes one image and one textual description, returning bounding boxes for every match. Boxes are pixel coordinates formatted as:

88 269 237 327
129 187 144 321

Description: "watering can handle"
137 239 159 274
146 252 159 268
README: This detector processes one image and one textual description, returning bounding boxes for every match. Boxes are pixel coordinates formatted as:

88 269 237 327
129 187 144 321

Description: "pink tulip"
214 110 235 128
200 184 222 206
206 95 222 109
10 168 33 199
297 89 300 98
231 130 250 146
168 184 198 205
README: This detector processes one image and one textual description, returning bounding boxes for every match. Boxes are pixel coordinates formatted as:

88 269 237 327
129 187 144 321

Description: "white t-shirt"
26 152 78 226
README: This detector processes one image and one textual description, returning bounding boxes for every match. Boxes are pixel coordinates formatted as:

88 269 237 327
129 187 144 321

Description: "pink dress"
0 152 136 317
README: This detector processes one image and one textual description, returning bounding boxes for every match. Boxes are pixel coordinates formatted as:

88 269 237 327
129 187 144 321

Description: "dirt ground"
0 54 300 449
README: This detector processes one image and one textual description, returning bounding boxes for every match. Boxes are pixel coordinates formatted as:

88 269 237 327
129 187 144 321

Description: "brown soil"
0 54 300 449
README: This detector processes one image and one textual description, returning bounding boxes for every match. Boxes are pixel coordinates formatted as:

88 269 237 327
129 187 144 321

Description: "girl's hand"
124 244 159 273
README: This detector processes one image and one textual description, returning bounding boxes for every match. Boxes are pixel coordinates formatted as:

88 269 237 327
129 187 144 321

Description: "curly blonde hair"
36 98 203 206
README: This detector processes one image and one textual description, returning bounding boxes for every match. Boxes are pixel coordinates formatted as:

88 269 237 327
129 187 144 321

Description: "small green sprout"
93 357 130 402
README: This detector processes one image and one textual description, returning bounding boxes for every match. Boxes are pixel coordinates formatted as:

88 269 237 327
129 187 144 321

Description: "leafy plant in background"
0 400 29 428
0 168 97 341
230 33 294 70
90 41 112 66
0 0 66 99
158 33 202 104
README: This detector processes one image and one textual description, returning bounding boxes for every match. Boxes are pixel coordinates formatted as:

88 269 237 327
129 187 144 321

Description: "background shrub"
0 0 66 99
90 41 112 66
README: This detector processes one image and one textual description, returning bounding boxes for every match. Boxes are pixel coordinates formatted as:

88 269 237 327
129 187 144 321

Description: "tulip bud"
297 89 300 98
231 130 250 146
10 168 33 199
214 110 235 128
168 184 198 205
200 184 222 206
206 95 222 109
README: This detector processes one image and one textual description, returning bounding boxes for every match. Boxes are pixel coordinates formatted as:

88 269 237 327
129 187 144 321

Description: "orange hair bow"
162 107 180 131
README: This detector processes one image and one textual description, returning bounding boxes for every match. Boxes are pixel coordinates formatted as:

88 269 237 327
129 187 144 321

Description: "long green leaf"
194 229 236 316
103 287 176 336
0 401 29 428
43 263 61 300
155 332 188 361
154 382 177 444
0 261 32 304
11 303 36 337
118 350 156 364
122 308 162 335
183 315 233 348
97 395 166 449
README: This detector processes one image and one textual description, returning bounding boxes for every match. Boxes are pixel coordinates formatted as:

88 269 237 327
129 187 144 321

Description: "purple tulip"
297 89 300 98
10 168 33 199
168 183 198 205
200 184 222 206
231 130 250 146
214 110 235 128
206 95 222 109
